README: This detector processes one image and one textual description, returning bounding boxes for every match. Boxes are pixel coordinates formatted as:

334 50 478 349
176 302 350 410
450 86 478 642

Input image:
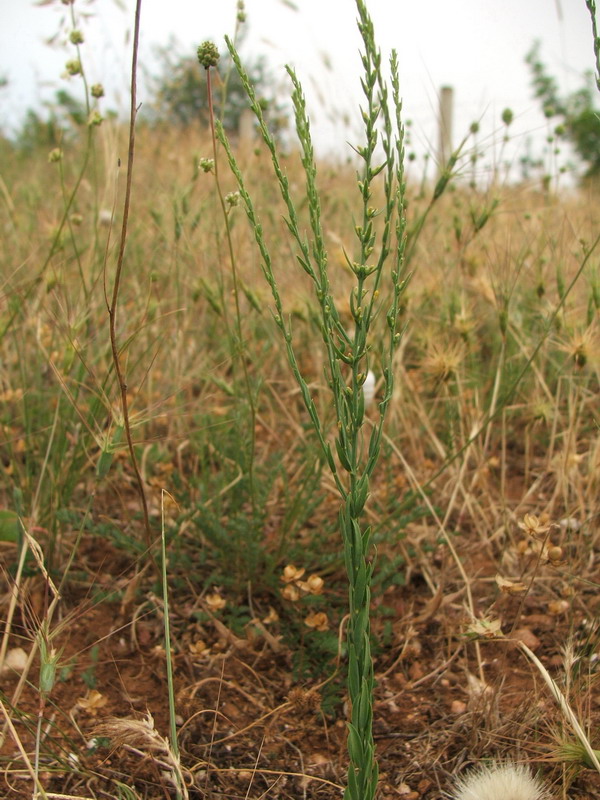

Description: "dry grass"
0 113 599 799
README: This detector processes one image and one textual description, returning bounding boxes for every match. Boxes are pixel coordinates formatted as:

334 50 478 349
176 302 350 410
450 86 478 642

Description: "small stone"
512 627 541 650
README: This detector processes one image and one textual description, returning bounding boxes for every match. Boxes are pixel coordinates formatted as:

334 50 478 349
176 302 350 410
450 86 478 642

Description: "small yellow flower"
281 564 305 583
304 612 329 631
304 574 324 595
76 690 107 716
297 574 324 595
281 584 301 602
205 593 226 611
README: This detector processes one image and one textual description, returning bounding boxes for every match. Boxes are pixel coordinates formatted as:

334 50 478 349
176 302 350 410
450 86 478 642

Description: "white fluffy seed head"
452 762 551 800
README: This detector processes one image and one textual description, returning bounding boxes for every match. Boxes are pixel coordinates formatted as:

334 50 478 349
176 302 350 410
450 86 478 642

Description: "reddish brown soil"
2 531 600 800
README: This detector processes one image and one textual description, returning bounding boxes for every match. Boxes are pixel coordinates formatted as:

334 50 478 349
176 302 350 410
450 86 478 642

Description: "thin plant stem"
160 490 183 800
105 0 155 562
585 0 600 93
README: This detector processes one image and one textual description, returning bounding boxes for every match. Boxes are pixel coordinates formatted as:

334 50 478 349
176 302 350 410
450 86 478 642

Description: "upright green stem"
215 5 408 797
160 492 183 800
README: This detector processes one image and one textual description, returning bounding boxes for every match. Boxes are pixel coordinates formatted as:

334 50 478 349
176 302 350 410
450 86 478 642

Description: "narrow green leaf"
347 722 364 764
335 437 353 473
0 510 20 542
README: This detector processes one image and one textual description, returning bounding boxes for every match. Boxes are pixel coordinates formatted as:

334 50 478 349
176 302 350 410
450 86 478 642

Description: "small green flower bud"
87 110 103 127
237 0 246 22
199 157 214 173
65 59 82 76
91 83 104 98
470 121 480 135
543 104 555 118
40 659 57 695
70 213 83 226
70 30 84 44
226 191 240 207
501 108 513 126
197 41 220 69
48 148 63 163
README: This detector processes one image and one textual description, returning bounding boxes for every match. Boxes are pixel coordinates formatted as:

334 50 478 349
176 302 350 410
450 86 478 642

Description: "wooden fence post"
437 86 454 174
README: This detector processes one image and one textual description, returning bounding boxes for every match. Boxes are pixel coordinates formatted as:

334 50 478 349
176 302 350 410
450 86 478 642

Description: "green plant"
211 2 408 796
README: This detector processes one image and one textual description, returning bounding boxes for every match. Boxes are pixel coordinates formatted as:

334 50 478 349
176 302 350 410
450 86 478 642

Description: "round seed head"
453 762 551 800
65 59 82 76
197 41 220 69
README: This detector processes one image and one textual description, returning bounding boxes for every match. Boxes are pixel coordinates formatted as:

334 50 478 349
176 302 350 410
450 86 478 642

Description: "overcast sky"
1 0 597 177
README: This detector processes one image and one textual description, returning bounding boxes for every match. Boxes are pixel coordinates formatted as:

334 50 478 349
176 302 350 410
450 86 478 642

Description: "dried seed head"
496 575 527 595
518 513 551 540
547 545 564 566
288 686 321 713
422 340 465 383
452 762 551 800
